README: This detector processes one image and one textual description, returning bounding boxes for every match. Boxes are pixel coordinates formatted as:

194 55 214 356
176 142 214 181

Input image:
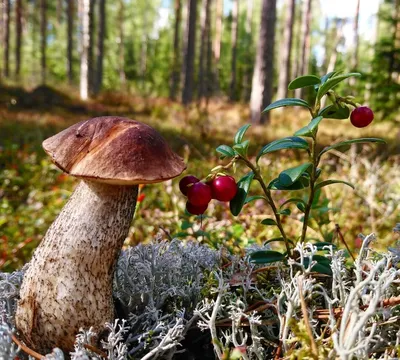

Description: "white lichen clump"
2 231 400 360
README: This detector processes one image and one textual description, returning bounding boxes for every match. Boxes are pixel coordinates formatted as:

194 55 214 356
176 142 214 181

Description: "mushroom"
15 116 186 353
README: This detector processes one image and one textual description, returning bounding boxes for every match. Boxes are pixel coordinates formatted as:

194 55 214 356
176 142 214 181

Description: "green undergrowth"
0 85 399 271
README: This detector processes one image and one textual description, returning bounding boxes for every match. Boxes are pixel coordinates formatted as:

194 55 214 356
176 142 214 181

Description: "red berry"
179 175 200 196
350 106 374 128
187 182 212 206
211 175 238 202
186 201 208 215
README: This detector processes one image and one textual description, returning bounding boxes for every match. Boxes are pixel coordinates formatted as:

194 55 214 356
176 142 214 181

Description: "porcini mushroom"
15 116 186 353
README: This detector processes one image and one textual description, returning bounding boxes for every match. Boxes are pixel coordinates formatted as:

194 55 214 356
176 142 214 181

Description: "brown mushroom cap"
42 116 186 184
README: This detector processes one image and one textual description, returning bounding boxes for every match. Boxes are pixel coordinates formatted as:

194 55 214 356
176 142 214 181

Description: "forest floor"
1 84 399 271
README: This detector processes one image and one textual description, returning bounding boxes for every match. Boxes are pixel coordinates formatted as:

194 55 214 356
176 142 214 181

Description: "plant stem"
240 157 292 257
300 136 318 243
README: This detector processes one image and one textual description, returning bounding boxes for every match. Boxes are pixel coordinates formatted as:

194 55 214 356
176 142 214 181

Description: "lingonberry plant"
183 71 385 272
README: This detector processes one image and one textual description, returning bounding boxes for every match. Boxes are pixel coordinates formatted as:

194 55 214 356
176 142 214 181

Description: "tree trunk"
295 0 312 99
88 0 96 94
277 0 295 99
169 0 182 100
389 0 400 82
229 0 239 101
181 0 197 105
67 0 74 84
118 0 126 89
40 0 47 84
206 12 212 105
56 0 63 27
3 0 10 78
15 0 22 79
198 0 211 102
249 0 277 124
93 0 105 95
349 0 361 86
80 0 90 100
213 0 223 94
241 0 253 101
321 19 345 108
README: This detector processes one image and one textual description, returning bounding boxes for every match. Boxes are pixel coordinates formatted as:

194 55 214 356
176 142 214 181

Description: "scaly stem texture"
15 181 138 353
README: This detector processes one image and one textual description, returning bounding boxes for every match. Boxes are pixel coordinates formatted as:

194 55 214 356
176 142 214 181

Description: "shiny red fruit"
186 201 208 215
350 106 374 128
211 175 237 202
179 175 200 196
187 182 212 206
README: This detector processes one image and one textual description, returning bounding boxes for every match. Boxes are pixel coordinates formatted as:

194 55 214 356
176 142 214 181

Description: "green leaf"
288 75 321 90
230 172 255 216
303 255 332 275
262 98 311 113
257 137 309 162
233 140 250 158
297 202 306 212
316 73 361 103
269 175 309 191
319 138 386 157
264 237 295 247
181 220 192 230
216 145 236 158
315 180 355 191
278 208 291 216
311 188 321 208
280 198 307 209
260 218 277 226
245 195 267 204
249 250 285 264
294 116 324 138
278 163 312 186
234 124 251 144
320 71 341 85
318 104 350 119
313 242 337 250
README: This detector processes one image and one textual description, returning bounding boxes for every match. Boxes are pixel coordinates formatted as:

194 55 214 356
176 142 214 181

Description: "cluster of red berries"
179 174 238 215
350 106 374 128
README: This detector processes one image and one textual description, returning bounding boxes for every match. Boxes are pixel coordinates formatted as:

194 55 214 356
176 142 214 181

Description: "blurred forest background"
0 0 399 120
0 0 399 271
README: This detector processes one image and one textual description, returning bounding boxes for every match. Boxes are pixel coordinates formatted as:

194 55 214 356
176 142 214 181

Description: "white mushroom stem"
15 180 138 353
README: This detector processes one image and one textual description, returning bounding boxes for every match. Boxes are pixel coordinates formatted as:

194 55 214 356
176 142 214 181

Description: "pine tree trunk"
199 0 211 102
295 0 312 99
241 0 253 101
56 0 63 27
118 0 126 89
229 0 239 101
249 0 277 124
88 0 96 95
169 0 182 100
206 13 212 104
213 0 223 94
349 0 361 86
80 0 90 100
3 0 10 78
181 0 197 105
93 0 105 95
320 19 344 108
67 0 74 84
40 0 47 84
15 0 22 79
389 0 400 82
277 0 295 100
